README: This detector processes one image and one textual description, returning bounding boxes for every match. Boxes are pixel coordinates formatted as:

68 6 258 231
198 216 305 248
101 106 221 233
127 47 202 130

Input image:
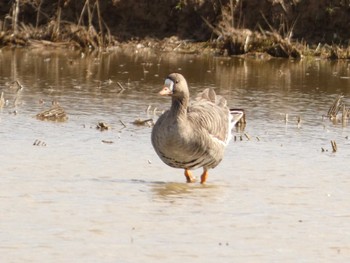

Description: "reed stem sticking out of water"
0 92 5 108
297 116 301 129
327 95 343 119
331 140 337 153
326 95 350 125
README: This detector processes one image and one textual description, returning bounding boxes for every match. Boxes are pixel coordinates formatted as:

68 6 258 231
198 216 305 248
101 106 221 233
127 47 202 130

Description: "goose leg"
184 169 196 183
200 169 208 184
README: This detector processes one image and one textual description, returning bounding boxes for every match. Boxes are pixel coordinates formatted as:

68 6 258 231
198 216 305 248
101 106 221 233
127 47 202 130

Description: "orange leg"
200 169 208 184
184 169 196 183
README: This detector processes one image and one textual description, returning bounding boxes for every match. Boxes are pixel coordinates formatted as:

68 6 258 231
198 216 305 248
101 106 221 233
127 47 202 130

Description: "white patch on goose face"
164 79 174 92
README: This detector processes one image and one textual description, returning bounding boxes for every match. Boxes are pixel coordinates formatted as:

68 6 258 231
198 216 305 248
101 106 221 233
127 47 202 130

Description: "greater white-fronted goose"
151 73 243 184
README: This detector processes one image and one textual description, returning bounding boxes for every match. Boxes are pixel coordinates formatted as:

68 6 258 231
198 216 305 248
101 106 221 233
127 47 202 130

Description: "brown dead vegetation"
326 95 350 126
36 102 68 121
0 1 349 59
0 0 115 50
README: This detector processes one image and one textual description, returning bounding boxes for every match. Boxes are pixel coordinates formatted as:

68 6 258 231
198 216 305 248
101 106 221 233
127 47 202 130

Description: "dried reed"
331 140 337 153
327 95 343 119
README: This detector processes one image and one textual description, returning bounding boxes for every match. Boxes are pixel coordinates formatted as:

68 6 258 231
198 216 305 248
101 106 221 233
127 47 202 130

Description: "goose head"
159 73 189 99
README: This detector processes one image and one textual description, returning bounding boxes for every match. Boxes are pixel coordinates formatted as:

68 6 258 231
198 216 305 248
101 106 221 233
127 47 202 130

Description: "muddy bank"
0 0 350 59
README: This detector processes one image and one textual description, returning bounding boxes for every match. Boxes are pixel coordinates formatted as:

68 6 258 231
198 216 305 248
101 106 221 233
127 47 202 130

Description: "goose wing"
188 88 232 144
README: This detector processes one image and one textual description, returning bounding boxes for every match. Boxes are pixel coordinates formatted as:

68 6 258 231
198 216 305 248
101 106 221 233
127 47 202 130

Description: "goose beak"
159 86 173 96
159 78 174 96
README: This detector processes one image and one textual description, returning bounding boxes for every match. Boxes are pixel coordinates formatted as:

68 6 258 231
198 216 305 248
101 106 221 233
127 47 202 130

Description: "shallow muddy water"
1 47 350 262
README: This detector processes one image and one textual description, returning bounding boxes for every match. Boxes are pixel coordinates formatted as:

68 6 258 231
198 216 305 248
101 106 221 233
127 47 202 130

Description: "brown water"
1 47 350 262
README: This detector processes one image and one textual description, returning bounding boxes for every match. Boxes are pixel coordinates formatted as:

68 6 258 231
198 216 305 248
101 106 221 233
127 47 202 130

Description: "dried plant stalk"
331 140 337 153
327 95 343 119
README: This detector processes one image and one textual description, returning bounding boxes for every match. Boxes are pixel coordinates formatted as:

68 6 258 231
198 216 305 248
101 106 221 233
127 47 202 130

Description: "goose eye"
164 79 174 91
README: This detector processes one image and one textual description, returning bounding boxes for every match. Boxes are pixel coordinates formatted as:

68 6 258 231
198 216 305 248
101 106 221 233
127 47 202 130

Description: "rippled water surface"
1 48 350 262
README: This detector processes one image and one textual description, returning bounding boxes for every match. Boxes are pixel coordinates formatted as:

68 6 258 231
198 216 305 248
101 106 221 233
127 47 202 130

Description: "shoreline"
1 34 349 61
1 1 350 60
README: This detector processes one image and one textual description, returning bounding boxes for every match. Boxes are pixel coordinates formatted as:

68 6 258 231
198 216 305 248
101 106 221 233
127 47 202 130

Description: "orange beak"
159 86 173 96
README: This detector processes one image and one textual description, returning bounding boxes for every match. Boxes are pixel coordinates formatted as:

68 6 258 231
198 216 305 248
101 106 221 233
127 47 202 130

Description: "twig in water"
102 140 114 144
116 82 125 92
119 120 127 128
297 116 301 128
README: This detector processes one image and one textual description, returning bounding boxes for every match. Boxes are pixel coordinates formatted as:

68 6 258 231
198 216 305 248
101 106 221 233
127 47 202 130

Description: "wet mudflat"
1 48 350 262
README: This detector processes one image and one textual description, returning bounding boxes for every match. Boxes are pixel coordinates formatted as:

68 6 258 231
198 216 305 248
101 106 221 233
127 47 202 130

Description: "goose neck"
171 96 188 117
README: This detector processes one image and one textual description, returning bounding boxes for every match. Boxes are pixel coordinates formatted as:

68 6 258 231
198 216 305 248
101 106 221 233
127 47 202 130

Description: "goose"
151 73 244 184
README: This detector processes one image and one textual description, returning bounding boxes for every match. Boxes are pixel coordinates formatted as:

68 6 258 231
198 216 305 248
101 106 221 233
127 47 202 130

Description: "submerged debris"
33 139 47 146
132 118 154 127
36 102 67 121
96 122 110 131
233 133 259 142
102 140 114 144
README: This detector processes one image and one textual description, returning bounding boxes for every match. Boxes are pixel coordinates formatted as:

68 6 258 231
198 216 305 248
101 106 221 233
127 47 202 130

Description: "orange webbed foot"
184 169 196 183
200 170 208 184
